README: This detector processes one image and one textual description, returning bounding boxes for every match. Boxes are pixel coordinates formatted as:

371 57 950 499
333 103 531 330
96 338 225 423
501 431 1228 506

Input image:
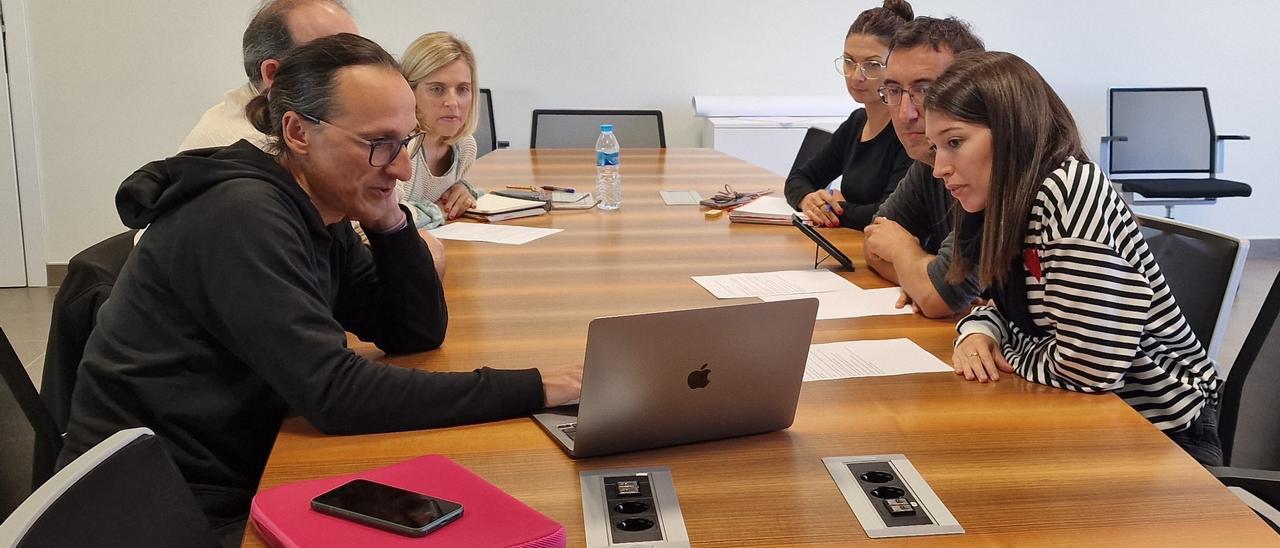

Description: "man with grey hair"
179 0 357 151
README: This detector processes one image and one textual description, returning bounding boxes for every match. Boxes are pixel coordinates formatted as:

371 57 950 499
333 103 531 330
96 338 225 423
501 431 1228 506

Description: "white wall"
16 0 1280 271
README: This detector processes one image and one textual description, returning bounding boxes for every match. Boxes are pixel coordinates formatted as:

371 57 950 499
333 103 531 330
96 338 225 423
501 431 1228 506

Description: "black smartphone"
792 214 854 270
311 479 464 537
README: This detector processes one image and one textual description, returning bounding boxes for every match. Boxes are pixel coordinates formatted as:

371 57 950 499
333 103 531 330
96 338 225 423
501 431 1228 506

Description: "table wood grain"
244 149 1275 546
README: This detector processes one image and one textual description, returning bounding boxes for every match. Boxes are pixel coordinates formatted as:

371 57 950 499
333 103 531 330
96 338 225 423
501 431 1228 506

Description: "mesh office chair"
1211 270 1280 533
1137 215 1248 362
0 427 217 547
530 109 665 149
475 89 509 158
788 127 834 174
1102 87 1251 219
1 327 63 520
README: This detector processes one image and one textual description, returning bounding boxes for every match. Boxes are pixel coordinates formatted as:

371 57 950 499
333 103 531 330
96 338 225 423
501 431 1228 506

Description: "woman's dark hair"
246 33 400 153
924 51 1088 287
848 0 914 44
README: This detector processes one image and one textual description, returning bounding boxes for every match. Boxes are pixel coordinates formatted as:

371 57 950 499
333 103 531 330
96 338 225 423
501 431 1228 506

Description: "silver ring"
966 352 979 357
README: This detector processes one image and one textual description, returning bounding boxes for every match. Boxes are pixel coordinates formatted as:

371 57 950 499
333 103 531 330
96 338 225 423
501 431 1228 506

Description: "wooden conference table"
245 149 1273 546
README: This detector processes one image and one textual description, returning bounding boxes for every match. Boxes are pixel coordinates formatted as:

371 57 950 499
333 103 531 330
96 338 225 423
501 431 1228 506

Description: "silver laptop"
533 298 819 458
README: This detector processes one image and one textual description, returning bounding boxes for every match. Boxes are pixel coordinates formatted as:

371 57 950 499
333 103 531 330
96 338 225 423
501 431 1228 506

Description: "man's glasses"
833 56 886 79
299 113 424 167
877 84 930 106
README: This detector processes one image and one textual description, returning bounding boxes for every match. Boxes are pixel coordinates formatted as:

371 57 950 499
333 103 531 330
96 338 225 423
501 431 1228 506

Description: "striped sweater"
957 158 1220 432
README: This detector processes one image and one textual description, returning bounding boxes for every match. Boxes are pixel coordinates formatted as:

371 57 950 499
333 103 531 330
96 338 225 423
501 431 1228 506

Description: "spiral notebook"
250 455 566 547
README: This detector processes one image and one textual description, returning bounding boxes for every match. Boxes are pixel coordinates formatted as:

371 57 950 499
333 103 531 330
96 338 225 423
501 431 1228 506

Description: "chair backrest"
789 127 833 174
530 109 665 149
1108 87 1216 175
476 88 497 158
0 427 216 548
1137 214 1248 361
1 327 62 520
41 230 135 433
1220 271 1280 469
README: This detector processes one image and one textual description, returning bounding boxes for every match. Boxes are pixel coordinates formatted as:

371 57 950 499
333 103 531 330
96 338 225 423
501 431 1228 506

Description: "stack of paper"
464 194 547 222
728 196 808 225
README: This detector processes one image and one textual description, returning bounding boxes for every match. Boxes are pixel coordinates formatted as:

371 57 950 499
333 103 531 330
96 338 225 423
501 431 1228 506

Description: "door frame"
2 0 46 286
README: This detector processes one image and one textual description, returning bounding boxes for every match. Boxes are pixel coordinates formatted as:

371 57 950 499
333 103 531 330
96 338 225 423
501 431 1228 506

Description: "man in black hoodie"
58 34 582 541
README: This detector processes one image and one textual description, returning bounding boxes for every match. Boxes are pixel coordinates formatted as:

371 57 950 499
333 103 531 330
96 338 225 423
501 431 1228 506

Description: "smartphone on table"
310 479 464 537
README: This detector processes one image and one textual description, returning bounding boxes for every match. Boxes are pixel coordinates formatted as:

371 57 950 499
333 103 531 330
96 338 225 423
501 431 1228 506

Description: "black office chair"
1211 270 1280 532
1102 87 1251 219
41 230 136 433
788 127 833 175
1 326 63 520
475 89 509 158
530 109 666 149
1137 215 1248 362
0 427 217 547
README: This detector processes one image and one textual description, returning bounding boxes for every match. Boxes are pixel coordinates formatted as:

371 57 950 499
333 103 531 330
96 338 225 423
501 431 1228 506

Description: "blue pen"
823 188 834 212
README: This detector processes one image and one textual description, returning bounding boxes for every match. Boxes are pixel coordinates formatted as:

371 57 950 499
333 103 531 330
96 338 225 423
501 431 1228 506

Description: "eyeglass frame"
832 55 886 79
877 83 931 106
298 112 425 167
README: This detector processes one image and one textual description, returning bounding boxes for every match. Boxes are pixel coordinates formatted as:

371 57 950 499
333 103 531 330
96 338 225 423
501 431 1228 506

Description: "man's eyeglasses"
299 113 424 167
833 56 886 79
877 84 931 106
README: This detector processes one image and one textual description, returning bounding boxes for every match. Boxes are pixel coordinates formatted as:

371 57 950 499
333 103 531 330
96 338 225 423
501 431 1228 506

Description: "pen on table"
540 185 575 193
505 185 537 191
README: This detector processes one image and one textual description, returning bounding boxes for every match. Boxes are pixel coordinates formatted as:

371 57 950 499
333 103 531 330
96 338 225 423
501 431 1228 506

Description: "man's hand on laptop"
541 364 584 407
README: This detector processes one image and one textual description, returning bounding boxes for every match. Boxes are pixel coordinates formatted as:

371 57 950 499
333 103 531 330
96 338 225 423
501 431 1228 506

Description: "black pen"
541 185 575 193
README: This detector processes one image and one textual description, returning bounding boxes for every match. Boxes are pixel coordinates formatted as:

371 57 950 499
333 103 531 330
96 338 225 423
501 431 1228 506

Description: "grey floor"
2 259 1279 389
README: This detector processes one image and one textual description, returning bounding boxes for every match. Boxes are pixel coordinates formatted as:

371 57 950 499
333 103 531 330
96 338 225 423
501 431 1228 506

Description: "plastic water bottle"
595 124 621 210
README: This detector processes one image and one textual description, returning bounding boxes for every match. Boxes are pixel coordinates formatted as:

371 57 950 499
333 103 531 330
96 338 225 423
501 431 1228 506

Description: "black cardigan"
784 109 912 230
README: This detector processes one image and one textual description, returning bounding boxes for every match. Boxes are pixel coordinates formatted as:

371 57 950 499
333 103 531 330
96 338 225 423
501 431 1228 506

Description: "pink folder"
250 455 567 547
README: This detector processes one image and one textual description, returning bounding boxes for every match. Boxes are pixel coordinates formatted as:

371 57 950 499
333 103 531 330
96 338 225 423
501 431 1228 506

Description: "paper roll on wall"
692 95 857 117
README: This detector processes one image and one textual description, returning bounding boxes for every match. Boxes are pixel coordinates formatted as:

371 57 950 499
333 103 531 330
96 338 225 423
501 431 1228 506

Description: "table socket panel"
581 467 690 547
823 454 963 538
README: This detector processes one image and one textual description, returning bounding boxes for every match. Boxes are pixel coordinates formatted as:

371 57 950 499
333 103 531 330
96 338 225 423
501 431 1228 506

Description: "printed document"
692 269 858 299
803 338 952 381
430 223 561 245
760 287 912 320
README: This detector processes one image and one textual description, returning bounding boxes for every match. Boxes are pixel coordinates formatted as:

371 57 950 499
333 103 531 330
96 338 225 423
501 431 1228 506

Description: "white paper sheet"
732 196 795 217
429 223 561 245
659 191 702 205
804 338 952 382
692 270 857 299
760 287 912 320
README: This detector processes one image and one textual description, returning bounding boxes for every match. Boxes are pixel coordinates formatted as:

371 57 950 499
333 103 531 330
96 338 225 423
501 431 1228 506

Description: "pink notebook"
250 455 567 547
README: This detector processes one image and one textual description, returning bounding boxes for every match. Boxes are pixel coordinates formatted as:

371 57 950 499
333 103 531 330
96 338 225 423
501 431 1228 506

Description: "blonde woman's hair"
400 32 478 145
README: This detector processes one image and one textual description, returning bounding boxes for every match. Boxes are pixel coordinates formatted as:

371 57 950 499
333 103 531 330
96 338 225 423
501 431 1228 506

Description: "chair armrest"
1217 135 1251 141
497 140 511 149
1211 466 1280 507
1212 467 1280 533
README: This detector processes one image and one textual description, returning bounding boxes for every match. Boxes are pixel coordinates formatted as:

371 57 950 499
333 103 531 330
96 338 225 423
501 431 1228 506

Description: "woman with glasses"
929 52 1222 465
784 0 914 229
397 32 484 228
59 34 583 539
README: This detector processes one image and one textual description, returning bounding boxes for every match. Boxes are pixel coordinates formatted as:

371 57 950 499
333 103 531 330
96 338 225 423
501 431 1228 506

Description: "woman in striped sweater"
924 51 1223 465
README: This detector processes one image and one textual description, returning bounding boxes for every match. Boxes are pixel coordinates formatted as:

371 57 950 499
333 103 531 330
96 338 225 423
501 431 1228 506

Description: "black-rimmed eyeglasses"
299 113 424 167
877 84 930 107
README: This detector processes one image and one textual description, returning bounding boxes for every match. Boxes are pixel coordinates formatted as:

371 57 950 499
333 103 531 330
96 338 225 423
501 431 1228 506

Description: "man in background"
179 0 357 150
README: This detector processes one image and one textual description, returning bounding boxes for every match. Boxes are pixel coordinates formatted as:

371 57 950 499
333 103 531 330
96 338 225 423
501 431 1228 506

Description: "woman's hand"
799 189 844 227
952 333 1014 383
437 183 476 219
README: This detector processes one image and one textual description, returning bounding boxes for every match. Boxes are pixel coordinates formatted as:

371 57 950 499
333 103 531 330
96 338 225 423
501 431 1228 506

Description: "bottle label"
596 151 619 167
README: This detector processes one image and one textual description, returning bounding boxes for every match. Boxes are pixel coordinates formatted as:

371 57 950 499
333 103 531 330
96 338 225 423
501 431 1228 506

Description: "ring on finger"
966 351 979 357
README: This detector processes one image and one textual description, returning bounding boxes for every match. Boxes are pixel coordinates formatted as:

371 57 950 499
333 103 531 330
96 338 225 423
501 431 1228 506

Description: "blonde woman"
399 32 483 227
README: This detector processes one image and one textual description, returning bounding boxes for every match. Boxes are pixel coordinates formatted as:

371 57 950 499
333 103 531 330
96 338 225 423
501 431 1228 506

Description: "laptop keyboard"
557 423 578 440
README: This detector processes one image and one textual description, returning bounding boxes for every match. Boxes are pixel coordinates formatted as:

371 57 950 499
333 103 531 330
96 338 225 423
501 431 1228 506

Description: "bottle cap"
600 124 614 132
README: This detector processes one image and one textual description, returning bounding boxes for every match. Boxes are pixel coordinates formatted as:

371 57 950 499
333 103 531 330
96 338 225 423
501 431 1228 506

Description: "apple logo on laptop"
687 364 711 389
